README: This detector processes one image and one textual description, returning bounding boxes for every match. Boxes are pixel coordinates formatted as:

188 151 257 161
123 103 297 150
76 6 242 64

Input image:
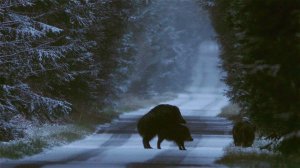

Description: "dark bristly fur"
137 104 186 149
157 124 193 150
232 120 255 147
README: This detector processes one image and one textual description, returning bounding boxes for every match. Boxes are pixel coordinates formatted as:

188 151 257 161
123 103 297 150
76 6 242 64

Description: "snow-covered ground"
1 117 232 168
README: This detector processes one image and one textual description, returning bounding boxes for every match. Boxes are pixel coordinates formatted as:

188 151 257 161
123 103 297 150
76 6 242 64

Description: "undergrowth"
217 144 300 168
217 104 300 167
0 124 92 159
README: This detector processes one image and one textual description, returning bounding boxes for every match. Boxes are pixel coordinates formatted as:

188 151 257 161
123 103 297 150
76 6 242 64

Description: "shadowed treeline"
210 0 300 155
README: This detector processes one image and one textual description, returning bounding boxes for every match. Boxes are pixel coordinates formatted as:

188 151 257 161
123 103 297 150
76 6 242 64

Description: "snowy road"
1 91 232 168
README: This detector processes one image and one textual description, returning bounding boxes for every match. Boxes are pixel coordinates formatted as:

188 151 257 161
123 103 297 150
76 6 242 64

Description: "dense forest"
210 0 300 154
0 0 210 142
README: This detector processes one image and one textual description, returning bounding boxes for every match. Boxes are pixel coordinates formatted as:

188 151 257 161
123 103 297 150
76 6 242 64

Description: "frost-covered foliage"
1 84 70 119
0 0 144 142
0 0 103 141
210 0 300 153
87 0 137 107
0 0 73 141
0 4 65 81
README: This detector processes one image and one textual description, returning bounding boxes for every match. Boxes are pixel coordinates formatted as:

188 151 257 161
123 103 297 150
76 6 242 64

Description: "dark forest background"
210 0 300 154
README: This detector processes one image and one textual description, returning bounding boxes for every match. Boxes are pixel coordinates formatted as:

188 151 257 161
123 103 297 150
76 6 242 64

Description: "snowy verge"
216 139 300 167
0 123 92 160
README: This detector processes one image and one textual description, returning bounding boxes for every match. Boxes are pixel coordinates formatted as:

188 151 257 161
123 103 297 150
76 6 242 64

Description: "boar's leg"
157 136 164 149
143 136 152 149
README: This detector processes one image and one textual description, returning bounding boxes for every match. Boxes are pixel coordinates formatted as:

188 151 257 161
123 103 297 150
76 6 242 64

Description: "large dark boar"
157 124 193 150
137 104 186 149
232 120 255 147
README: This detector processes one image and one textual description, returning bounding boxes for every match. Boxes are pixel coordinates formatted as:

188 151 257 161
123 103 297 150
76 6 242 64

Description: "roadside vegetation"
217 104 300 167
0 124 92 159
217 144 300 168
210 0 300 164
